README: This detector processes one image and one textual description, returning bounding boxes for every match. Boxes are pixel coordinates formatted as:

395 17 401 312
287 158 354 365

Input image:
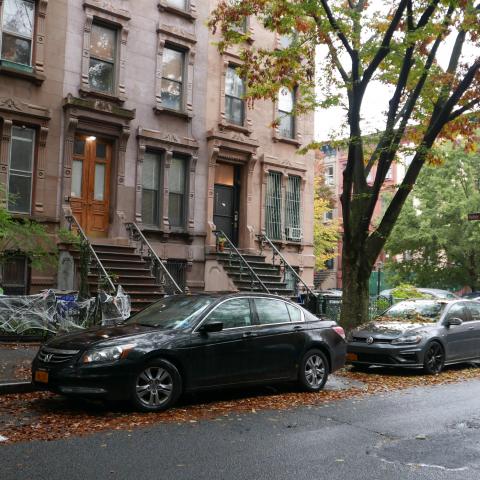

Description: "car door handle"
469 326 475 330
243 332 257 338
293 325 304 331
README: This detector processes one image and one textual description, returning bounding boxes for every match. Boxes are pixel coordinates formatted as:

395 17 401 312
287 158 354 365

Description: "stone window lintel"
157 0 197 22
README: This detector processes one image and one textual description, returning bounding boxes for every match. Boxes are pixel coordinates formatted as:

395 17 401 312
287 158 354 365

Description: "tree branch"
318 0 354 57
448 97 480 121
360 0 409 93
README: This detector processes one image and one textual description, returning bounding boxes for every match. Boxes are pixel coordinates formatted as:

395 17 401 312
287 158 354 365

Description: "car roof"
173 292 297 302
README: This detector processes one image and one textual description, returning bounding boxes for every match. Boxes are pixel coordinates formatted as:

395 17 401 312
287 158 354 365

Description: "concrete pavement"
1 378 480 479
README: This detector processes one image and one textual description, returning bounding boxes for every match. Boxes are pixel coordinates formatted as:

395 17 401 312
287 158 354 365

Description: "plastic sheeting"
0 287 131 335
99 285 131 326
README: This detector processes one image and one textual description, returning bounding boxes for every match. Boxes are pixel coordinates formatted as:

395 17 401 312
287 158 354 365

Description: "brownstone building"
0 0 315 303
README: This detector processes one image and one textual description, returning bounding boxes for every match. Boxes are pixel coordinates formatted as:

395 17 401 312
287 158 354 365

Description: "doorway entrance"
70 135 112 237
213 163 241 246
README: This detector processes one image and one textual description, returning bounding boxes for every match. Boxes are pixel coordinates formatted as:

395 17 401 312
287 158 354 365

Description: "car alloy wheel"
132 359 182 412
299 349 329 391
423 342 445 374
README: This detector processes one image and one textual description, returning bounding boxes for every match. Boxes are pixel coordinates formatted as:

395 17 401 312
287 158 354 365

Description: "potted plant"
217 236 226 252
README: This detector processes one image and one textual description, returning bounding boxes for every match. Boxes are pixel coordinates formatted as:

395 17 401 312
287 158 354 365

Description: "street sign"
468 213 480 221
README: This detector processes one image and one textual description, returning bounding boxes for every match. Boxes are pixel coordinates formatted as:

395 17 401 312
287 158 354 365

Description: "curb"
0 381 38 395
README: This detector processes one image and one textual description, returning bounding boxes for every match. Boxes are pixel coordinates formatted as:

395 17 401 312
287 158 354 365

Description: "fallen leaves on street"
1 364 480 444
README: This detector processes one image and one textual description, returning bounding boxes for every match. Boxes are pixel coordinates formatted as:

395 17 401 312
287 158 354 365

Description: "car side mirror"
446 317 463 327
198 321 224 333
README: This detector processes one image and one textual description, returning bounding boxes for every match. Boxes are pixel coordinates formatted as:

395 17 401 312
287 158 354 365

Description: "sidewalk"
0 344 39 393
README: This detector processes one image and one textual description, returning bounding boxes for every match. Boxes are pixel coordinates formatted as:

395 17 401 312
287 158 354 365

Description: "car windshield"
380 300 445 323
126 295 216 330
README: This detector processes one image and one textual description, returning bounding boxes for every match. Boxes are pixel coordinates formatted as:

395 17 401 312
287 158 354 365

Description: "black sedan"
32 293 346 411
347 299 480 374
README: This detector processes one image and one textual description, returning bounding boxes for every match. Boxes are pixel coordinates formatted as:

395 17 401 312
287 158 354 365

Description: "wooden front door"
70 135 111 237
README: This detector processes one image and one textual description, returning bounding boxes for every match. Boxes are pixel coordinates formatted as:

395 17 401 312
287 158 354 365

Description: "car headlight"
391 335 422 345
81 344 135 364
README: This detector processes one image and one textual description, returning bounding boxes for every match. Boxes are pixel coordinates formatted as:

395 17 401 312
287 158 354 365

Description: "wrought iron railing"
257 233 314 299
214 230 270 293
65 214 116 293
125 222 183 295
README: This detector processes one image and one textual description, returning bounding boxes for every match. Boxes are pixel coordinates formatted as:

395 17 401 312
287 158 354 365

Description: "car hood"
45 323 161 350
354 320 434 337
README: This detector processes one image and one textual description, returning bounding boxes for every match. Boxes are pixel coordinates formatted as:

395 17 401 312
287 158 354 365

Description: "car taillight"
332 326 346 340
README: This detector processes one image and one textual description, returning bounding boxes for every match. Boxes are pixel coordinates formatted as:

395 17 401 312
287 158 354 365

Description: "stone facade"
0 0 315 293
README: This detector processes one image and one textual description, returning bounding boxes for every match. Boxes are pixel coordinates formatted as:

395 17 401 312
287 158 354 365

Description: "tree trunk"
340 247 372 331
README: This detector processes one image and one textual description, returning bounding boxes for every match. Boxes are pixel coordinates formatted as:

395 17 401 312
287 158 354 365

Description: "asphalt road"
2 379 480 480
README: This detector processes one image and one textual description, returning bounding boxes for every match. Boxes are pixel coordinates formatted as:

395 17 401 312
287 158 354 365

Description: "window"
8 126 35 214
468 303 480 322
142 152 161 225
206 298 253 329
278 87 295 139
324 210 333 222
445 303 468 322
325 258 334 270
168 156 186 227
1 0 35 68
286 303 303 323
1 254 28 295
326 166 334 185
165 259 187 292
161 47 185 111
265 171 282 240
285 175 301 241
89 22 117 94
254 298 291 325
225 65 245 126
166 0 187 10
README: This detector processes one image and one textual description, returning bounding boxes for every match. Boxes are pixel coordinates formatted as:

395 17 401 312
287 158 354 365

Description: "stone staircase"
216 251 294 296
88 243 166 313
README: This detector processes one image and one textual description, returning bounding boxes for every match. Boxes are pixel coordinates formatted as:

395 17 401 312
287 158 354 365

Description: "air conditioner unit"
285 227 302 241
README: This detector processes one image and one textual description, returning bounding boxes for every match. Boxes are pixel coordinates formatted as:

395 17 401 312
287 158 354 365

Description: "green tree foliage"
210 1 480 329
314 176 340 270
0 205 57 270
386 142 480 291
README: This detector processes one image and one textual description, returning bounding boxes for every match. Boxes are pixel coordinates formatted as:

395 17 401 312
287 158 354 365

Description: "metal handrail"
125 222 183 294
65 214 116 292
214 230 270 293
257 233 315 297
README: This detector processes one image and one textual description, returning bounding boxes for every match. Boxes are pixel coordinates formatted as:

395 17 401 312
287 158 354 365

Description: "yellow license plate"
34 370 49 383
346 353 358 362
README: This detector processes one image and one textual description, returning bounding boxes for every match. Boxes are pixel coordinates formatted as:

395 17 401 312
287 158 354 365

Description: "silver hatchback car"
347 299 480 374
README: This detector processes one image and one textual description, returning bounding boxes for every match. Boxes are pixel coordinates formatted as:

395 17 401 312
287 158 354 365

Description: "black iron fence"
305 294 393 322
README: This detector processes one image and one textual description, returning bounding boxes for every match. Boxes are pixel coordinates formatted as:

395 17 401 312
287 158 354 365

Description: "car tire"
131 359 182 412
423 342 445 375
298 349 329 392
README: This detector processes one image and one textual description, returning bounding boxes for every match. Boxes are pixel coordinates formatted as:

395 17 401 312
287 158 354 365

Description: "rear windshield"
126 296 215 330
381 300 445 323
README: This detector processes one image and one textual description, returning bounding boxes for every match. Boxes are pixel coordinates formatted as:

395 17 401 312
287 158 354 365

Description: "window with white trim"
166 0 187 10
7 126 35 214
0 0 35 67
225 65 245 126
326 165 334 185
